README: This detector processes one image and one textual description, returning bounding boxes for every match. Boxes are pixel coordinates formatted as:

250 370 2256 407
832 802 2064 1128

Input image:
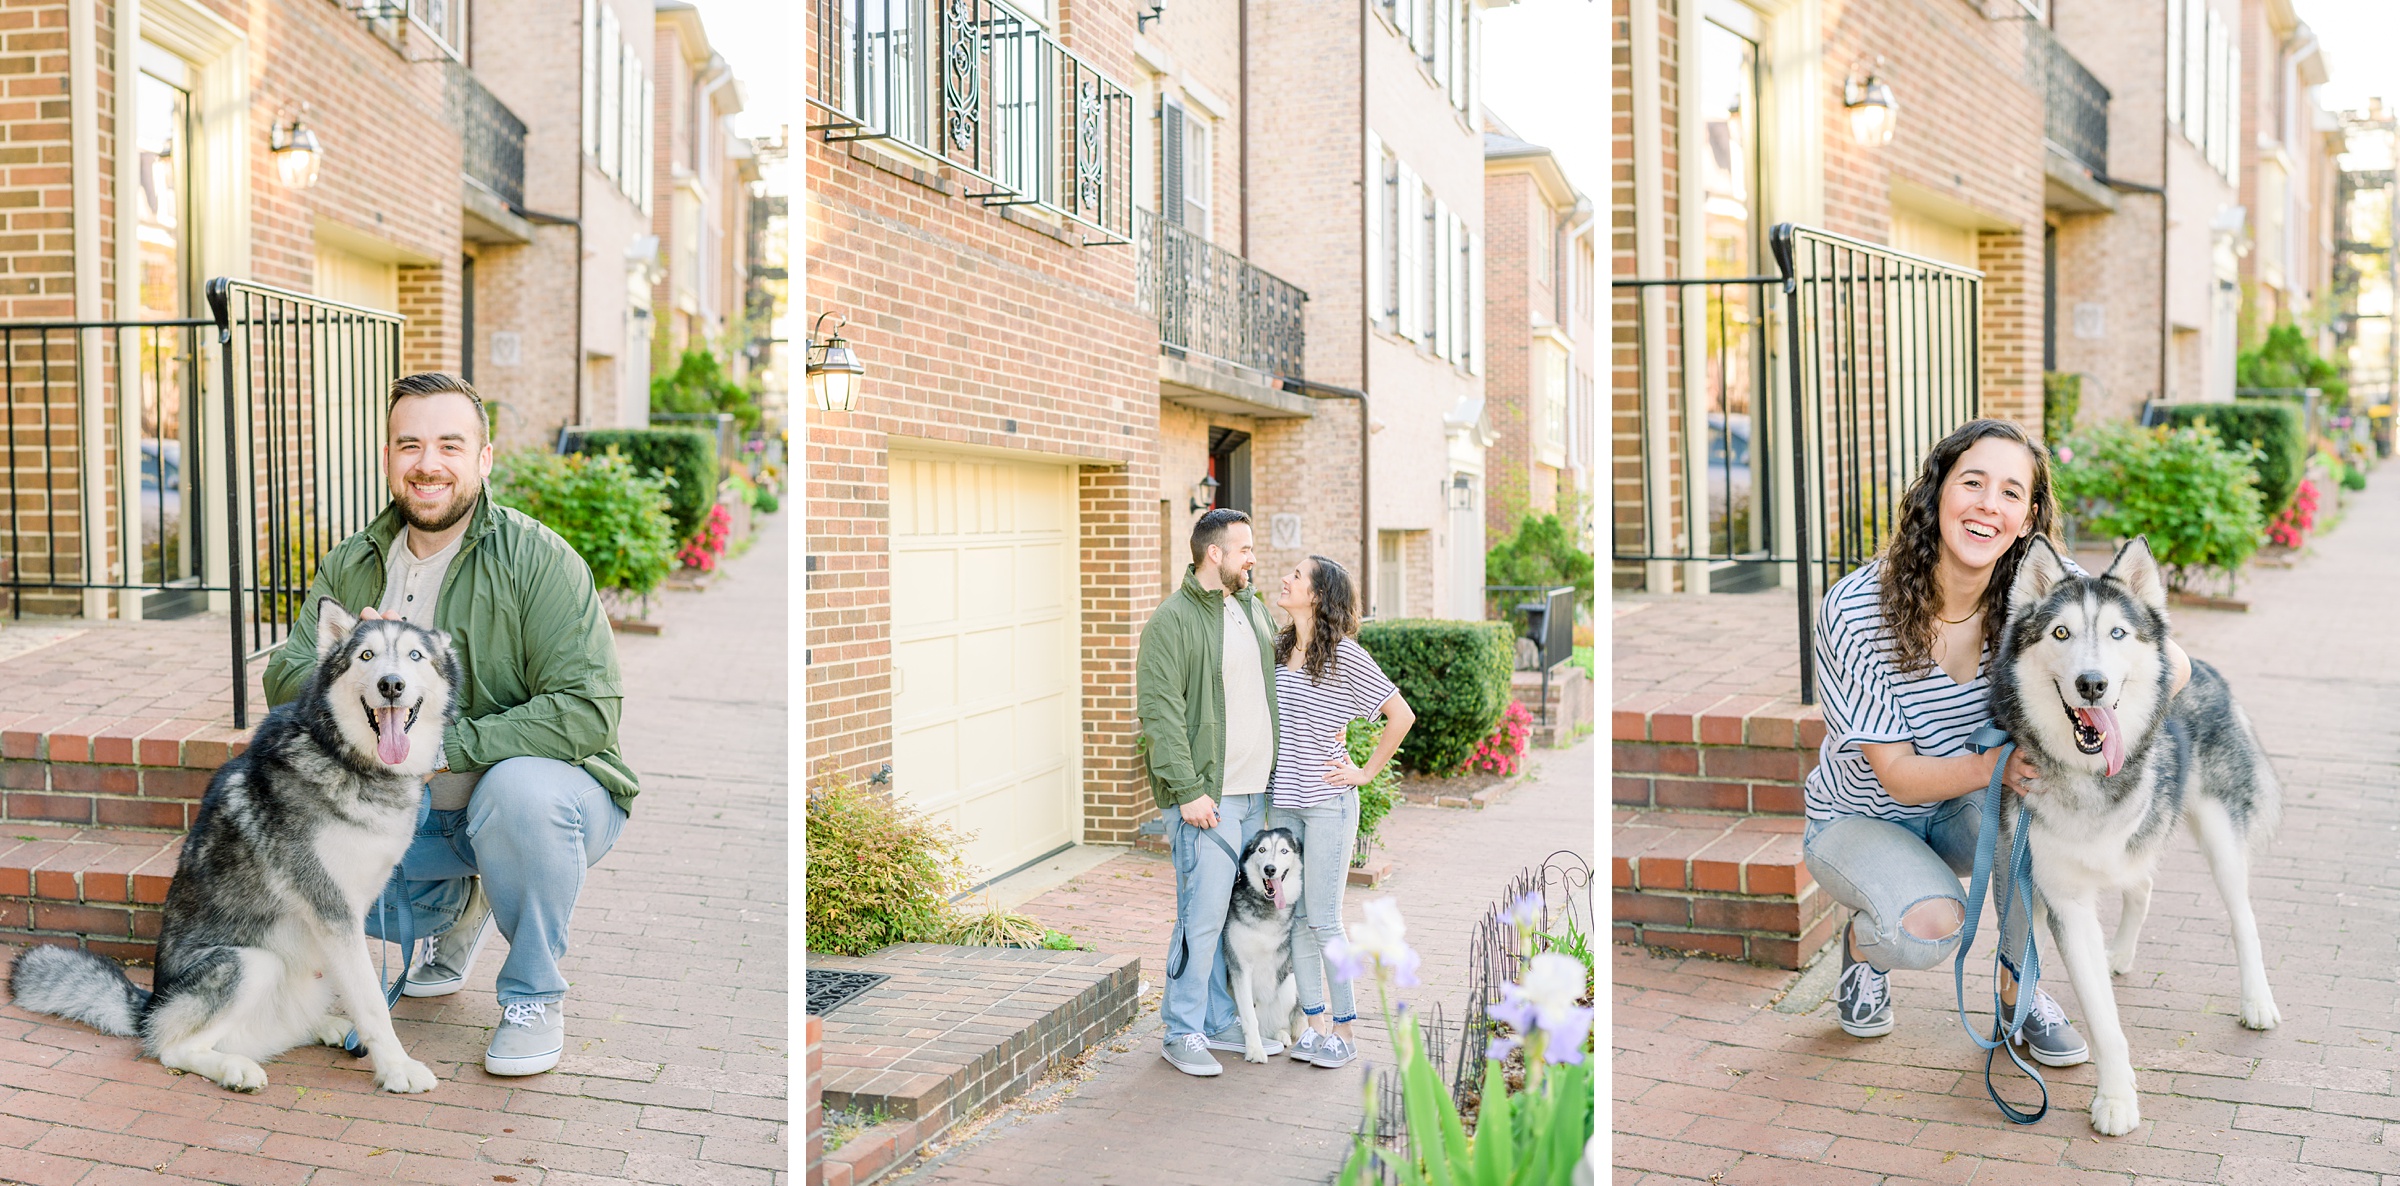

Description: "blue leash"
1955 723 2051 1125
342 789 430 1056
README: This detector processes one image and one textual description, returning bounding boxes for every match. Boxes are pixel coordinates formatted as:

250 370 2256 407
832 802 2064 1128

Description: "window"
2166 0 2182 127
1454 212 1471 367
1545 347 1569 454
409 0 466 61
583 0 600 158
1184 112 1212 237
598 4 620 180
1382 149 1400 325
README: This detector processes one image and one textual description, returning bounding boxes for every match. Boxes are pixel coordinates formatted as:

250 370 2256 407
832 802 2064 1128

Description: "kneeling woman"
1804 418 2189 1061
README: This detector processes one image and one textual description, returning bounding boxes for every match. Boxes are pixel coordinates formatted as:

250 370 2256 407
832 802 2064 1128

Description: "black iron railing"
1135 207 1308 378
2032 22 2109 177
448 62 528 210
811 0 1134 243
1611 224 1985 704
209 279 405 728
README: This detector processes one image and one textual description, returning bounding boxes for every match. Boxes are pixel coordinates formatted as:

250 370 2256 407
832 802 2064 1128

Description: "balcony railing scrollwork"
447 62 528 210
1135 208 1307 380
811 0 1134 244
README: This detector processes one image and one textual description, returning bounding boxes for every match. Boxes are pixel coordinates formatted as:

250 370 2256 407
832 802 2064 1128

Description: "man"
1136 507 1281 1077
264 373 636 1078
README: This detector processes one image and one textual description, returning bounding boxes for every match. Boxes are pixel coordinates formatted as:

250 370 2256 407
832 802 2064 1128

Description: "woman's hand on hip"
1322 757 1373 788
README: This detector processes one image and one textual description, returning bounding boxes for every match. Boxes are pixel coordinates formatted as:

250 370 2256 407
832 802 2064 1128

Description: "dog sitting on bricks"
1991 537 2282 1136
7 600 457 1095
1223 826 1306 1064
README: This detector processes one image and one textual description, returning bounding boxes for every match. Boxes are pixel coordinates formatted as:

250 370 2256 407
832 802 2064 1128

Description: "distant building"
1483 118 1594 552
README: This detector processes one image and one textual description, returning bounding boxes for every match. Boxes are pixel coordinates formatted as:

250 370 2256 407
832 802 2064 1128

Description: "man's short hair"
388 372 488 444
1190 507 1252 567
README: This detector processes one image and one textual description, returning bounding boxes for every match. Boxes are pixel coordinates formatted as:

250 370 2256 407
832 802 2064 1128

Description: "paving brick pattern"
0 513 793 1184
1614 478 2400 1183
884 736 1595 1186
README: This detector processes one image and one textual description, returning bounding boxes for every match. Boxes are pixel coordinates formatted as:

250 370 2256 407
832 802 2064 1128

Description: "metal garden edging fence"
1613 223 1986 704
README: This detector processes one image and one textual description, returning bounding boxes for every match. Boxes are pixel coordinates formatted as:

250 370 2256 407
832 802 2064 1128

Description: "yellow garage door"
889 450 1081 885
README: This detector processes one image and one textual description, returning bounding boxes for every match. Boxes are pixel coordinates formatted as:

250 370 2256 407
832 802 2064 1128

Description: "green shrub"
2237 321 2347 403
491 449 677 597
1357 619 1514 774
575 427 718 539
1344 717 1401 857
2043 372 2082 446
651 348 761 432
2054 421 2265 592
804 778 968 956
1486 513 1594 613
2159 400 2304 513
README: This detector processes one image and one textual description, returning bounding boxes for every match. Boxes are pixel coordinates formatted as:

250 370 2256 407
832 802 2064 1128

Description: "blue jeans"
1161 792 1265 1041
1269 793 1357 1023
365 756 628 1005
1802 791 2037 974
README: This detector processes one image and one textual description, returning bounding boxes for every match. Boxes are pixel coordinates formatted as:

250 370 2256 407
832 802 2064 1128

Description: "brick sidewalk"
0 512 793 1185
888 735 1595 1186
1614 476 2400 1184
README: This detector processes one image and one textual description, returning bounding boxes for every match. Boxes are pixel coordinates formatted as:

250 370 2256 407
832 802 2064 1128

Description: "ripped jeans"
1802 790 2038 974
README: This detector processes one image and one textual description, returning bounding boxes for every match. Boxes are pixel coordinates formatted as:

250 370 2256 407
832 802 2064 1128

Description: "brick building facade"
1484 117 1594 552
805 0 1499 886
650 0 756 373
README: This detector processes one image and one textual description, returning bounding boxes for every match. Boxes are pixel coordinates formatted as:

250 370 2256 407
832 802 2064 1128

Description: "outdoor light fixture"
1448 472 1476 511
807 311 866 413
270 109 322 189
1843 66 1898 147
1190 474 1219 513
1137 1 1165 31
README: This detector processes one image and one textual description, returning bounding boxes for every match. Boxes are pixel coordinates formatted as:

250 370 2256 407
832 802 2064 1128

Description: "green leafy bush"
491 449 676 597
1358 619 1515 774
575 427 718 539
2237 321 2347 402
804 778 968 956
651 348 761 432
2158 400 2304 514
2043 372 2082 446
2054 421 2265 592
1486 513 1594 612
1344 717 1401 857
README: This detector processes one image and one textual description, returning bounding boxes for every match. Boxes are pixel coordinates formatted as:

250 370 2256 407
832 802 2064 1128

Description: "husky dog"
8 600 459 1095
1223 826 1306 1065
1993 537 2281 1137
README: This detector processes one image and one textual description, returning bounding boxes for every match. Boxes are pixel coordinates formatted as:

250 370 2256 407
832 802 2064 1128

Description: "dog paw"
2241 991 2282 1031
215 1056 268 1093
311 1016 355 1048
1243 1044 1269 1065
2108 946 2137 977
375 1056 437 1094
2088 1084 2141 1137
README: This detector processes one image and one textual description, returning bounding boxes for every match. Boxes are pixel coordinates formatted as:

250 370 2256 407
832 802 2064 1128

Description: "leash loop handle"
1953 727 2050 1125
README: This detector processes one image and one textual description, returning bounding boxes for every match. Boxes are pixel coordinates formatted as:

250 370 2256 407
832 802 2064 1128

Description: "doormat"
806 968 890 1016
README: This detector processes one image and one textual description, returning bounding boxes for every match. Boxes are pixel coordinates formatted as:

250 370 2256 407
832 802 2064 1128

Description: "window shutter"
1433 0 1450 89
1431 199 1450 357
1397 162 1418 340
1449 210 1468 366
583 0 600 158
1469 231 1484 376
2165 0 2182 128
1161 99 1185 226
2223 35 2239 182
1365 130 1383 329
599 6 620 180
641 74 655 215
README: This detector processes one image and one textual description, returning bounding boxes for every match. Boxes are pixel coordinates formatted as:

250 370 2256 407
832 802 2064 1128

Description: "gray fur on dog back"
9 944 147 1036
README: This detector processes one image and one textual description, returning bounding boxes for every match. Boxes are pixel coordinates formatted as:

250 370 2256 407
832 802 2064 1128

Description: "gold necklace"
1936 606 1981 625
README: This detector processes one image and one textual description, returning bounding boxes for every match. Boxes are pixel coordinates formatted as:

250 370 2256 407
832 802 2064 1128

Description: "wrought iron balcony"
2032 23 2109 178
811 0 1133 244
1135 207 1306 379
447 62 527 210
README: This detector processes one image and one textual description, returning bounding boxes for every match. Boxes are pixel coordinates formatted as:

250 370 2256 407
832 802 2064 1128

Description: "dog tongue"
1270 879 1288 911
375 707 409 766
2076 706 2124 777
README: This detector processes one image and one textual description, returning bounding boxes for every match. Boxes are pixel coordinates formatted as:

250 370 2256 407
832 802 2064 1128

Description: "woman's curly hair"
1274 555 1360 683
1879 418 2061 674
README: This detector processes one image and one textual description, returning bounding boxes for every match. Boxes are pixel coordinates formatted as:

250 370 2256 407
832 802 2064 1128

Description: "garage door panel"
1015 619 1064 688
1018 469 1067 533
891 549 958 630
1018 543 1064 612
960 545 1015 617
958 705 1016 776
895 719 961 809
1018 694 1064 766
892 636 958 724
959 626 1014 696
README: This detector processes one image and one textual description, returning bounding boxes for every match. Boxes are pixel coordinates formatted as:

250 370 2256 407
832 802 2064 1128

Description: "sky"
2303 1 2400 117
1482 0 1603 311
681 0 791 144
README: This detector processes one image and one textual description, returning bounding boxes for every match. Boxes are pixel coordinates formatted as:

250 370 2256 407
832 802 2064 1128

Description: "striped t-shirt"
1270 636 1402 809
1803 561 1991 822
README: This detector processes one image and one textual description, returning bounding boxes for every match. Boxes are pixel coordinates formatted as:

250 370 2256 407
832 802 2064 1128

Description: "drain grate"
807 969 890 1016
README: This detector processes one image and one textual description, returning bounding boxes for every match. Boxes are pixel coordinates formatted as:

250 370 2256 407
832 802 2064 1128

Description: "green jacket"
263 495 639 815
1135 567 1280 810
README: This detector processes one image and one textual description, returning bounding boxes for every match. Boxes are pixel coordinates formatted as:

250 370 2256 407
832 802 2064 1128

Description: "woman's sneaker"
2010 989 2090 1067
1289 1028 1324 1064
1309 1033 1357 1069
1836 924 1894 1038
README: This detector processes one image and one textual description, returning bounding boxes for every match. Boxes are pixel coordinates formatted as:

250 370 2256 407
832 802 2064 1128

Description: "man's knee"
468 757 591 831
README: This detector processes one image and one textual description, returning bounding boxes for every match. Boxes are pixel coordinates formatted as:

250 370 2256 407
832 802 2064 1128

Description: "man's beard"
1218 562 1250 592
395 472 480 534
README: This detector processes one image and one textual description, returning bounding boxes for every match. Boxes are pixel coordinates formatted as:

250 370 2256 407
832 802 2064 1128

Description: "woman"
1267 554 1414 1070
1805 419 2189 1063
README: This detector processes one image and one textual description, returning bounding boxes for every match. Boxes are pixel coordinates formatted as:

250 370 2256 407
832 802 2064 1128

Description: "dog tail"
8 943 149 1037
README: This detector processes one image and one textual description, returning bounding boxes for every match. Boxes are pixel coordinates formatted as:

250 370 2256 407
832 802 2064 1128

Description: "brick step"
0 716 240 831
0 824 180 963
1613 689 1823 815
1612 809 1836 970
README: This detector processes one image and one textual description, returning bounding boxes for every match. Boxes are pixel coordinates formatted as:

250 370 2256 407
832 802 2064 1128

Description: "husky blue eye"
410 650 423 661
2051 626 2069 641
2110 627 2126 639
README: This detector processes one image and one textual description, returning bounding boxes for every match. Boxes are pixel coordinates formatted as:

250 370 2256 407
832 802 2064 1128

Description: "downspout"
1357 0 1373 610
1239 0 1249 259
70 0 101 617
1282 378 1372 600
2158 0 2171 408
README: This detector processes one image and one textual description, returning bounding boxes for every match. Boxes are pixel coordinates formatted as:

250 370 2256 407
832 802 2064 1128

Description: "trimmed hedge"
2158 401 2303 513
575 427 718 540
1357 618 1514 774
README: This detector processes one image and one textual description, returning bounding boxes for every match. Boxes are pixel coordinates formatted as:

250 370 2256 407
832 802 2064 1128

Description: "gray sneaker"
2010 988 2090 1067
403 878 493 998
1835 921 1894 1038
1308 1033 1357 1069
484 999 565 1076
1288 1028 1324 1064
1161 1032 1223 1077
1205 1025 1284 1058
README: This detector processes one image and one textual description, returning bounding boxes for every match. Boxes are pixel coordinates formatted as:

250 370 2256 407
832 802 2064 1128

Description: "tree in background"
2238 321 2348 405
651 346 762 433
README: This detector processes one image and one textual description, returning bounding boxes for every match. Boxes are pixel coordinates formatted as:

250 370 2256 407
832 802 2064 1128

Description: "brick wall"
1485 169 1533 540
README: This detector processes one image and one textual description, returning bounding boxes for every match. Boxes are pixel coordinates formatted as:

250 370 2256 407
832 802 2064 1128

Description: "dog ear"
2103 536 2169 616
315 599 357 661
2008 536 2069 615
